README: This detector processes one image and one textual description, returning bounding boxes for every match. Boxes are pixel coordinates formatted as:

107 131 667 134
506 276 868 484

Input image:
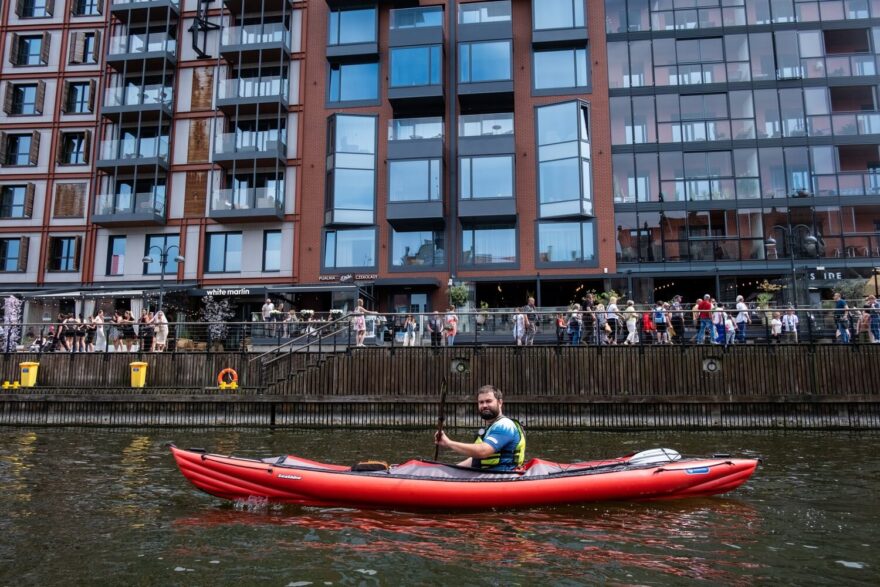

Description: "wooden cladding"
191 67 214 111
184 172 208 218
16 237 30 272
53 183 86 218
187 119 210 163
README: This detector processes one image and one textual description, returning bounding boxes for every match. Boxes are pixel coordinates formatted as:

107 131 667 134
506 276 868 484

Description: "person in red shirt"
696 294 714 344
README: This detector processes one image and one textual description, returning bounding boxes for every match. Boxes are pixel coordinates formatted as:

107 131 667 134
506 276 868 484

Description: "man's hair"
477 384 502 401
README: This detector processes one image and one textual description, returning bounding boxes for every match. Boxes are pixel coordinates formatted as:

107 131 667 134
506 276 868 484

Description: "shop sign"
808 270 843 281
318 274 378 282
205 287 252 297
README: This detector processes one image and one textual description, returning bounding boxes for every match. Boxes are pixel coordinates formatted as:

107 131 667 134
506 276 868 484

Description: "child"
770 312 783 344
724 312 737 347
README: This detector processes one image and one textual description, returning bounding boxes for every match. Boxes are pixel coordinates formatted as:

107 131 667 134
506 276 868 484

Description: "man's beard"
480 407 499 421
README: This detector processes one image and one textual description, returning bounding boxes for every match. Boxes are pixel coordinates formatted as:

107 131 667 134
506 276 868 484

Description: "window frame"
0 238 22 272
534 100 593 217
142 233 180 275
205 231 243 274
73 0 101 17
460 224 519 267
0 185 27 218
536 220 598 268
459 155 515 200
388 158 442 203
66 81 91 114
532 46 590 94
262 229 282 272
327 61 380 106
321 227 378 272
389 45 443 88
459 40 513 83
10 83 38 115
17 35 44 66
327 6 377 46
59 132 87 165
5 134 33 166
389 228 446 271
106 235 126 276
48 236 77 272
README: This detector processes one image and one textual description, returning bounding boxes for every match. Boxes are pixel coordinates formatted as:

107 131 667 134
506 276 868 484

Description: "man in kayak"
435 385 526 471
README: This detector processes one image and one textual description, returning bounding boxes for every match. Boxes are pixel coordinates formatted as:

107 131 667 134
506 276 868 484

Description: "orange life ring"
217 368 238 385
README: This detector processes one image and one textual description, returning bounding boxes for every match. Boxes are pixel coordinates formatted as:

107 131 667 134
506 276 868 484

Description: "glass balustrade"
94 192 166 216
104 85 173 108
388 117 444 141
217 77 288 101
221 23 290 49
99 136 169 161
210 188 283 212
214 131 286 155
108 33 176 56
459 113 514 137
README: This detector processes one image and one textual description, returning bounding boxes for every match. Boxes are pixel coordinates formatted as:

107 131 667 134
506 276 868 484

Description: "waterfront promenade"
1 345 878 429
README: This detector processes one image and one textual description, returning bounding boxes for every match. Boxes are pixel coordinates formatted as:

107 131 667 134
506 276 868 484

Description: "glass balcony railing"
221 23 290 49
388 117 444 141
459 113 514 137
807 112 880 137
94 192 166 216
213 131 286 156
812 171 880 197
111 0 179 6
104 84 173 108
108 33 176 56
390 6 443 29
801 54 878 79
458 0 511 24
217 77 288 101
210 188 283 212
99 137 170 161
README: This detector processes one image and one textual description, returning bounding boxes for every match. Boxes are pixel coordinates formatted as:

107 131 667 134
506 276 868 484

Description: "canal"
0 428 877 585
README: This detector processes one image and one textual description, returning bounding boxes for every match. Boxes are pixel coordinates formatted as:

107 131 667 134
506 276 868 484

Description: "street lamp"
766 229 818 307
142 245 184 312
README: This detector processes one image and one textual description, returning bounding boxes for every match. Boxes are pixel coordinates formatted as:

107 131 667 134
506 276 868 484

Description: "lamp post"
766 229 818 307
142 245 184 312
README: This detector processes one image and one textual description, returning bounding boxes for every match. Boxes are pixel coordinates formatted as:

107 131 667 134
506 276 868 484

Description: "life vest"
473 417 526 470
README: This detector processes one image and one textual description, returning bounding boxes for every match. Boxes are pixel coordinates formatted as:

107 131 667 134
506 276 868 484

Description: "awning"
268 284 358 294
84 289 147 299
26 290 84 299
188 286 267 297
374 277 440 287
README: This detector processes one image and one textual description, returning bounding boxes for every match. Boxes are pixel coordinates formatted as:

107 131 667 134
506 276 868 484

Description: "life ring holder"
217 368 239 386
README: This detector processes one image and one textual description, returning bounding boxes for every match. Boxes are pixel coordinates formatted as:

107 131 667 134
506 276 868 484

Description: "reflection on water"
0 428 876 585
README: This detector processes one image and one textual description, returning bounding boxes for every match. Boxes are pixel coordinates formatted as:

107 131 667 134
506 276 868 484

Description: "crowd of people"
27 309 170 353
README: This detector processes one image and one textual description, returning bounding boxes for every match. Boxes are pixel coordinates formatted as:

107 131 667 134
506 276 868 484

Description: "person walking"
443 305 459 346
567 304 582 345
523 297 538 346
670 295 685 344
427 311 443 348
513 307 529 346
84 315 97 352
154 310 169 352
735 295 751 344
624 300 639 345
724 311 737 347
696 295 714 344
261 298 275 337
352 298 377 347
833 292 850 344
94 310 106 352
606 297 621 345
653 301 669 344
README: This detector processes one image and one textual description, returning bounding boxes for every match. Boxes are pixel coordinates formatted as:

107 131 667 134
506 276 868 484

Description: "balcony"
209 188 284 222
458 113 515 156
458 0 512 43
212 131 287 167
220 23 291 63
812 172 880 197
224 0 293 14
808 112 880 137
102 85 173 121
109 0 179 22
95 137 170 171
388 45 444 110
106 34 177 70
389 6 444 47
531 0 587 46
92 192 166 226
216 76 288 114
387 117 444 159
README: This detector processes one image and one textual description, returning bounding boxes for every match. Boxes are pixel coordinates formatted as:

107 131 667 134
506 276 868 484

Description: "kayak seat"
352 460 389 472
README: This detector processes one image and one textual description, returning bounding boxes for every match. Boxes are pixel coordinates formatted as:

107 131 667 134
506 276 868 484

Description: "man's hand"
435 431 451 448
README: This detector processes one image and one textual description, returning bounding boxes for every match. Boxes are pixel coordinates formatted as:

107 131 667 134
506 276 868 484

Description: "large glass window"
263 230 282 272
48 237 77 272
66 82 91 114
11 84 37 115
536 101 592 217
389 159 441 202
328 8 376 45
534 47 589 90
533 0 585 30
390 46 442 87
143 234 180 275
5 134 32 166
391 229 445 267
538 221 595 264
206 232 242 273
460 156 513 199
462 225 516 265
106 236 125 276
459 1 511 24
17 36 44 66
329 62 378 103
459 41 512 82
328 115 376 223
324 228 376 268
0 239 21 272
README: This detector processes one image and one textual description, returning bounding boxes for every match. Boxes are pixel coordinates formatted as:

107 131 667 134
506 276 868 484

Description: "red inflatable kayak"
170 445 759 510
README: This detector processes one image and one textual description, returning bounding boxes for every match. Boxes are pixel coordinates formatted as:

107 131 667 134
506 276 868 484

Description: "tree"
200 295 235 348
0 296 23 352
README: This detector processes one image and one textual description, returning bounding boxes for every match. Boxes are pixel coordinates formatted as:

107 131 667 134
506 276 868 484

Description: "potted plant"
447 284 469 308
329 309 344 321
299 309 314 321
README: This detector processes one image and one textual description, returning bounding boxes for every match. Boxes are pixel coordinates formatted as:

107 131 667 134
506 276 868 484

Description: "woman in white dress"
154 311 169 352
94 310 106 352
513 307 529 346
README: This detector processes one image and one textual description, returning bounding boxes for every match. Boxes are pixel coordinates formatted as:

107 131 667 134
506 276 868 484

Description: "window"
534 47 589 91
6 83 40 115
65 81 93 113
73 0 101 16
48 236 79 272
69 31 100 65
329 62 378 103
17 0 52 18
536 101 593 217
0 185 30 218
0 239 23 272
460 156 514 199
390 46 442 87
389 159 441 202
327 115 376 223
323 228 376 269
461 225 517 265
3 133 37 166
459 41 512 82
391 6 443 29
328 7 376 45
82 33 98 64
107 236 126 276
533 0 585 30
58 132 88 165
206 232 242 273
459 1 511 24
143 234 180 275
263 230 282 272
538 221 595 264
15 35 45 66
391 229 445 267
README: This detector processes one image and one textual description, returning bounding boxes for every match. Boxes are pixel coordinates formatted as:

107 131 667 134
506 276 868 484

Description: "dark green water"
0 428 877 586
